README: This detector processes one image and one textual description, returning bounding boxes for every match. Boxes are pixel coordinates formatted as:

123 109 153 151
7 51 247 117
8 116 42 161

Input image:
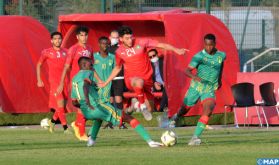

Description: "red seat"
123 92 163 98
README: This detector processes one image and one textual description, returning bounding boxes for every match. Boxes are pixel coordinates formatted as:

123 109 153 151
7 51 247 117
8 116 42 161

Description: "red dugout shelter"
58 10 239 117
0 10 239 116
0 16 51 113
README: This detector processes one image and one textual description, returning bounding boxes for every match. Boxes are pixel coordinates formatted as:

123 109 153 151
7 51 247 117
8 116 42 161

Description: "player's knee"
115 96 122 103
131 78 144 87
122 113 133 123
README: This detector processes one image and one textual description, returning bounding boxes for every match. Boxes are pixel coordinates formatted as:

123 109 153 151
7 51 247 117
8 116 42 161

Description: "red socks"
56 107 67 125
130 119 140 128
198 115 209 125
75 111 86 136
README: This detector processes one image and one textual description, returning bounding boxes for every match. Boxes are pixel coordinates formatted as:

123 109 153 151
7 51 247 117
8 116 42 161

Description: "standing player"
94 36 116 129
93 36 115 103
56 26 102 141
171 34 225 145
107 30 125 111
98 26 187 120
71 57 163 148
36 32 71 134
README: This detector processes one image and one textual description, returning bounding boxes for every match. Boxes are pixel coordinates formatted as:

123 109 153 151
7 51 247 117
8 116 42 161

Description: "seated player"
71 56 163 148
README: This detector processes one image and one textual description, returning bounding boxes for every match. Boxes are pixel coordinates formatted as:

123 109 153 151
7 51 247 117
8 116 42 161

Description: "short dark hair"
118 26 133 37
78 56 91 68
98 36 109 43
110 30 118 34
148 49 158 55
76 26 89 35
51 31 62 39
204 33 216 42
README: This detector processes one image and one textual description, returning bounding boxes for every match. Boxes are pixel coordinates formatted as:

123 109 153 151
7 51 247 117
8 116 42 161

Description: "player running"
36 32 71 134
98 26 187 120
71 57 163 148
171 34 226 145
56 26 102 141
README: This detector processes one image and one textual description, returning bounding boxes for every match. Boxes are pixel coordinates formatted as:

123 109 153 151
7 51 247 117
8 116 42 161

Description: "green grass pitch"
0 126 278 165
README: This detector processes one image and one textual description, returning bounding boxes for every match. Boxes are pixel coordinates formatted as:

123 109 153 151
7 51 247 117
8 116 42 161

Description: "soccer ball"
161 130 177 147
40 118 49 129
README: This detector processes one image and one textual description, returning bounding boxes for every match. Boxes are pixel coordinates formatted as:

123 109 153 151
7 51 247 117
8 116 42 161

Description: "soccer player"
93 36 115 103
71 57 163 148
36 32 71 134
98 26 187 121
171 34 226 145
56 26 102 141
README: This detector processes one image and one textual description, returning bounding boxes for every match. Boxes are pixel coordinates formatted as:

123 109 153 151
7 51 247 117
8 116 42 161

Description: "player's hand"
56 83 64 95
37 80 44 87
175 48 189 55
193 76 202 82
98 79 104 84
97 82 107 88
154 82 162 91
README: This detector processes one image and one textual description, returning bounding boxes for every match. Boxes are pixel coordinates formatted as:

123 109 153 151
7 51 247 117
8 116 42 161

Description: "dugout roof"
58 9 240 117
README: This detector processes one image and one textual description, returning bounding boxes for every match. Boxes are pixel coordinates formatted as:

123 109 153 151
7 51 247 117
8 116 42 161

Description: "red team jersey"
65 43 94 78
115 39 158 82
38 47 68 85
38 47 68 108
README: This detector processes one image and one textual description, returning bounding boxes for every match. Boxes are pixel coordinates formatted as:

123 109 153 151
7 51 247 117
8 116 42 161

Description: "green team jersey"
71 70 99 106
93 52 115 103
188 49 226 92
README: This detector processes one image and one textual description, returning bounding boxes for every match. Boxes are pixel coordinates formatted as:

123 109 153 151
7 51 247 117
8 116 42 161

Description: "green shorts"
183 83 216 107
79 101 122 126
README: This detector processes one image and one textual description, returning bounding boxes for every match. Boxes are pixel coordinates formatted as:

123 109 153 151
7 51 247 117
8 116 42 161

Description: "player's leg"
114 79 128 129
188 92 215 146
121 113 163 147
47 89 60 133
129 77 153 120
56 99 71 134
87 119 102 147
171 87 199 124
74 110 87 141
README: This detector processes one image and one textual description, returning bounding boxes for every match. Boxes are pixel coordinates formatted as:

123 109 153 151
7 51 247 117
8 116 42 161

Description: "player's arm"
185 53 202 82
93 70 103 83
98 65 122 88
36 51 47 87
83 80 94 110
57 64 71 94
156 43 189 55
36 62 44 87
185 67 201 82
217 62 224 89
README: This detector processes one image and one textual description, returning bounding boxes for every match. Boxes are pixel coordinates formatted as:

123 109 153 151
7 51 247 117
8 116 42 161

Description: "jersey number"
126 48 136 57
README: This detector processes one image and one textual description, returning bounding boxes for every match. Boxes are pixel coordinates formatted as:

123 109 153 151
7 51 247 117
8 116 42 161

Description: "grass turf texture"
0 126 278 165
0 112 235 126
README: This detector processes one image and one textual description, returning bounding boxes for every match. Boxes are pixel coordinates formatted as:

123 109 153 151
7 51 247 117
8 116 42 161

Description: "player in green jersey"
93 36 115 103
171 34 226 145
71 56 163 148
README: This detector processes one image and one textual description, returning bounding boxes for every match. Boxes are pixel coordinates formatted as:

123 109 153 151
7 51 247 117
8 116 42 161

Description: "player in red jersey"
36 32 71 134
98 26 188 120
57 26 102 141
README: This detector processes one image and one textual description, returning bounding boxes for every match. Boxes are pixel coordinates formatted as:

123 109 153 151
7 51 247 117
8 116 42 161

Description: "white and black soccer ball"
161 130 177 147
40 118 49 129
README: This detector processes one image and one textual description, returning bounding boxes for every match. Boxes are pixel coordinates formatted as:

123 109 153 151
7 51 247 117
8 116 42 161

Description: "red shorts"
125 77 154 100
48 82 68 110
